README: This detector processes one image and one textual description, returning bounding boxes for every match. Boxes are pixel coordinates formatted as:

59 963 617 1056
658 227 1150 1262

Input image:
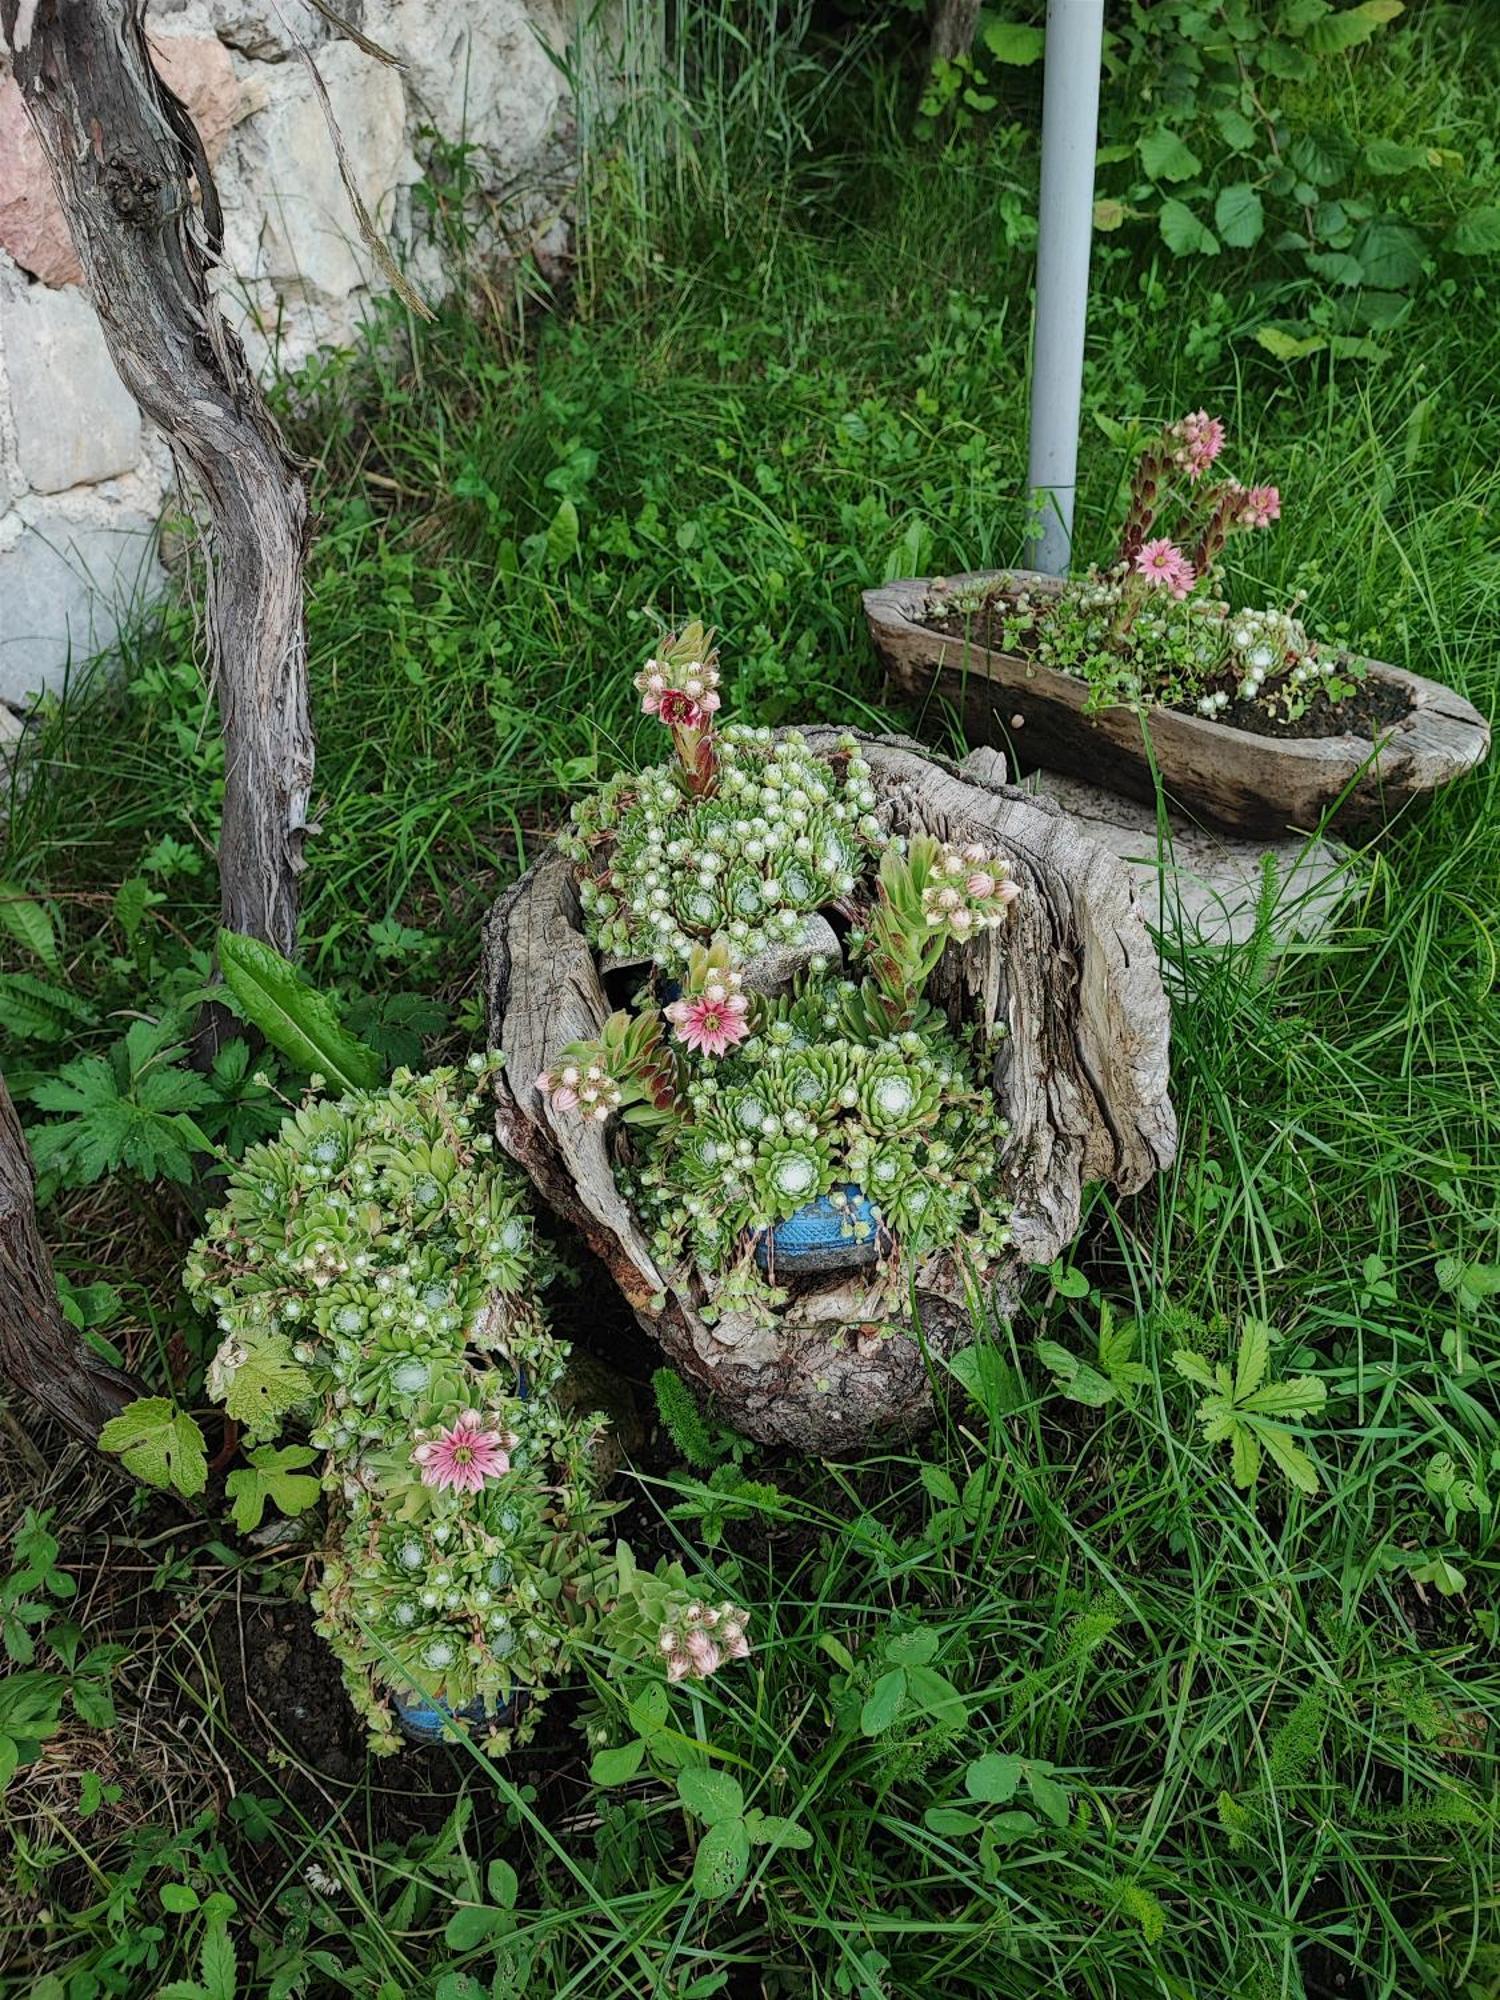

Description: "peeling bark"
485 734 1177 1452
2 0 315 991
0 1077 142 1447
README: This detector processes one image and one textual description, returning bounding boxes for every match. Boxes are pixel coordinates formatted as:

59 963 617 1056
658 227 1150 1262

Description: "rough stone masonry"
0 0 584 711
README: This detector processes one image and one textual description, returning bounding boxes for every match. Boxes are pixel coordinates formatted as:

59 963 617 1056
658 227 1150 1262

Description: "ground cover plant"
1 3 1498 1995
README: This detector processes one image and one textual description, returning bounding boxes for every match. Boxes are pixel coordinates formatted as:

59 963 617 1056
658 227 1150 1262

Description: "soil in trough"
924 602 1413 741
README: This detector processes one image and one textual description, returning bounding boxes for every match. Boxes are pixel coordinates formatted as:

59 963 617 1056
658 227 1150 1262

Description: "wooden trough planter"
484 732 1176 1454
864 570 1490 841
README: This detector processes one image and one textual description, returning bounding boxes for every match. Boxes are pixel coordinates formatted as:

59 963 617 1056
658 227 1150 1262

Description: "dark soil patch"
923 601 1412 742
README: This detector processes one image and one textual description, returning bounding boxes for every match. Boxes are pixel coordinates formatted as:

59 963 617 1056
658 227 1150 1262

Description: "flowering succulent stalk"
658 1599 752 1683
536 1008 679 1128
1168 408 1226 481
664 936 753 1057
1117 438 1171 566
849 835 1019 1034
633 620 722 797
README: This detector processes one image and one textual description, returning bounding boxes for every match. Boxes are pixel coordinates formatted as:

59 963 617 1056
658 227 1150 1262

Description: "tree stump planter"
483 732 1177 1453
864 570 1491 841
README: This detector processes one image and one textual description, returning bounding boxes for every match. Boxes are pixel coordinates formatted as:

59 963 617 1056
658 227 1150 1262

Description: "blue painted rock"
390 1686 510 1746
754 1185 880 1275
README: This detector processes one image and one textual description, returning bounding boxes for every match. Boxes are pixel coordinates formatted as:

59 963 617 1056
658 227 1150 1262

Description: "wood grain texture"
2 0 314 984
0 1077 142 1449
484 734 1176 1452
864 570 1491 840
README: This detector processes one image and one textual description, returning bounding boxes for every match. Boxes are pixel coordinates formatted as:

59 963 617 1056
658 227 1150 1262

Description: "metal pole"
1025 0 1106 576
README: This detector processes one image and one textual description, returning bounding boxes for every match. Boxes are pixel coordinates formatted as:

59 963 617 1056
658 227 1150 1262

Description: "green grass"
2 4 1499 1996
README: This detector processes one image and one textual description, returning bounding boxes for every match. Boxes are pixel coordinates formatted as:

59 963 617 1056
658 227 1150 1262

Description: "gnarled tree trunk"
1 0 314 990
485 734 1177 1452
0 1077 142 1447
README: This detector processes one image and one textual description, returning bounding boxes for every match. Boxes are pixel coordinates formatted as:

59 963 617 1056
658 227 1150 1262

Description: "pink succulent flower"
1239 484 1281 529
1135 537 1197 599
1172 409 1226 479
655 689 707 729
412 1410 513 1495
666 988 751 1057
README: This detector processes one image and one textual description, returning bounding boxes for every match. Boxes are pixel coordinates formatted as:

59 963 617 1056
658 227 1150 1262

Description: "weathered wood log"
928 0 983 66
0 1076 142 1448
484 733 1176 1452
2 0 314 1002
865 570 1491 841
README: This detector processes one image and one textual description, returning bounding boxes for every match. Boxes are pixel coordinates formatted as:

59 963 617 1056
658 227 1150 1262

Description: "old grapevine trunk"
485 735 1176 1452
0 1078 142 1446
2 0 314 971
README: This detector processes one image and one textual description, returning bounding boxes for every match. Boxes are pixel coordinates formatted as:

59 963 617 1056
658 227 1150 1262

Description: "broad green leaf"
486 1860 519 1908
160 1883 200 1913
1171 1349 1218 1390
1240 1375 1325 1417
443 1903 508 1949
217 930 382 1095
1214 107 1257 152
965 1753 1022 1803
984 1808 1038 1843
1230 1422 1262 1489
1351 219 1426 288
223 1338 316 1443
884 1628 939 1667
860 1667 907 1736
1158 200 1219 257
1215 183 1264 249
1305 250 1367 286
1256 1424 1320 1494
1447 207 1500 257
692 1816 750 1900
0 885 59 971
628 1682 670 1738
677 1768 744 1826
225 1444 321 1534
1139 127 1201 183
743 1810 811 1851
1036 1340 1115 1408
919 1465 959 1507
1364 137 1429 176
982 20 1044 63
99 1398 208 1498
1287 131 1349 186
545 497 580 570
1025 1767 1071 1829
1092 198 1131 232
114 876 154 943
905 1666 966 1729
1235 1319 1271 1398
589 1738 645 1786
1256 323 1328 360
923 1805 982 1837
200 1916 236 2000
1047 1259 1091 1298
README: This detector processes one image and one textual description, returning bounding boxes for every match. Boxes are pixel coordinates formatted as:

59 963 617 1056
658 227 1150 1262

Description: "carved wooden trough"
865 570 1491 841
484 732 1177 1453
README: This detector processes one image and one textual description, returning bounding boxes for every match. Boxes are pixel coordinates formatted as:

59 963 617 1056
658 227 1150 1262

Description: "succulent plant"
187 1062 746 1750
562 726 888 975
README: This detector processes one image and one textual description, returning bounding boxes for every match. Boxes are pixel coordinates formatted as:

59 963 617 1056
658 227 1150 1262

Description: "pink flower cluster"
412 1409 517 1495
921 841 1021 940
1135 537 1197 599
534 1060 623 1121
1170 409 1226 481
1238 484 1281 530
634 654 722 732
659 1599 751 1682
665 971 751 1057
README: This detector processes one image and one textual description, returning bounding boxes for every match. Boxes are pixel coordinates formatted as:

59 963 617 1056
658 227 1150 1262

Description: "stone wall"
0 0 582 711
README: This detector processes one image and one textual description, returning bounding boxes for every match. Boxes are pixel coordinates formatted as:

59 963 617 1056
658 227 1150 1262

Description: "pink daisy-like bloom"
1239 484 1281 529
1173 409 1226 480
665 987 751 1057
1135 537 1197 600
412 1410 513 1495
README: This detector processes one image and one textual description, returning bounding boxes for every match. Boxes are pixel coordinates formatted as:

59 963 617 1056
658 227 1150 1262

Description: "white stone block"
0 506 165 708
0 283 142 495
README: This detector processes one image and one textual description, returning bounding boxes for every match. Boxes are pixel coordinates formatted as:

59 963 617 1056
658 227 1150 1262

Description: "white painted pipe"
1025 0 1106 576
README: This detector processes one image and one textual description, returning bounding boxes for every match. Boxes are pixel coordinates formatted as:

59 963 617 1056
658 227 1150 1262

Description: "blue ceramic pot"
754 1185 880 1275
391 1686 511 1746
